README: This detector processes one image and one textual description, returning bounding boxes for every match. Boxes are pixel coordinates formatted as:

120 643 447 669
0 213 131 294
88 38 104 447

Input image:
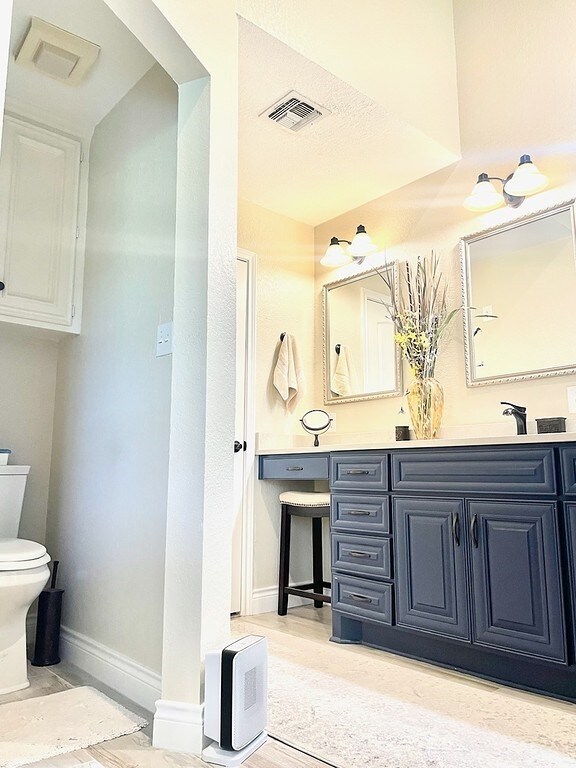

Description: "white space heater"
202 635 268 767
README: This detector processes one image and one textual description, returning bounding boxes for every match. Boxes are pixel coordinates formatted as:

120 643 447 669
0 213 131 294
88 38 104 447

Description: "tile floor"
4 605 576 767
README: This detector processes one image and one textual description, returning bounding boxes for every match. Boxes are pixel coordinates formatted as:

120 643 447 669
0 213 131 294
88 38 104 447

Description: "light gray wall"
0 325 58 544
47 64 177 673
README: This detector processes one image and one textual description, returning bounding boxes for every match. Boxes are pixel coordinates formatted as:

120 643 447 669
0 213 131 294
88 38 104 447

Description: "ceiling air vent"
261 91 329 133
15 18 100 86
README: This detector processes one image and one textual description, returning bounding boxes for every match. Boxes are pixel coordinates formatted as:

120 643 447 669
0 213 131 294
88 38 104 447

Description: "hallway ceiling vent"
261 91 330 133
15 18 100 87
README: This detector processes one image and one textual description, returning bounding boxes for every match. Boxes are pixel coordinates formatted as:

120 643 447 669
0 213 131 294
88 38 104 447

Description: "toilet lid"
0 538 50 570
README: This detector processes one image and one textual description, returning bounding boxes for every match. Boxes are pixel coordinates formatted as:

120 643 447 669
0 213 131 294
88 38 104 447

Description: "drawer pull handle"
343 469 370 475
345 591 372 603
286 466 304 471
346 510 371 516
347 550 372 559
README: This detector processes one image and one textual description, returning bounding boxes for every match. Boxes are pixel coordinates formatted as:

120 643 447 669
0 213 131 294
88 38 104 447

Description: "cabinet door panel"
0 115 80 327
560 448 576 495
394 497 469 640
469 500 566 662
565 503 576 649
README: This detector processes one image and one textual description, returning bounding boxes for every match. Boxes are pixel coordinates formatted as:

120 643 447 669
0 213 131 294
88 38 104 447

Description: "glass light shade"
503 156 548 197
348 226 378 258
464 177 504 212
320 242 352 267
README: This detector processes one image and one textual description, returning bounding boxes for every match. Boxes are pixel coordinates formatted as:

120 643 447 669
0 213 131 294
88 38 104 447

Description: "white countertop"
256 426 576 455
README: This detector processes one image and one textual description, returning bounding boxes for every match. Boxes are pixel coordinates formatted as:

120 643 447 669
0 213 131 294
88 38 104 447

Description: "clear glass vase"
407 377 444 439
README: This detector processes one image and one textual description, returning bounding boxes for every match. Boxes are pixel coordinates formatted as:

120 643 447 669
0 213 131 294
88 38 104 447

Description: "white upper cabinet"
0 114 84 332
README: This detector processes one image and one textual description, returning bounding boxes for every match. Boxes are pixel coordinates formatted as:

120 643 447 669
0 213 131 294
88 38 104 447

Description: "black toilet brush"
32 560 64 667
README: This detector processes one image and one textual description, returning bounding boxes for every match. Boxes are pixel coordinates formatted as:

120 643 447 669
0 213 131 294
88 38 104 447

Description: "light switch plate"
568 386 576 413
156 321 173 357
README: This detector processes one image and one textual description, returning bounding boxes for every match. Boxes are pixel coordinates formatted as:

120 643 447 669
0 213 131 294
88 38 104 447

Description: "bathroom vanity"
258 435 576 702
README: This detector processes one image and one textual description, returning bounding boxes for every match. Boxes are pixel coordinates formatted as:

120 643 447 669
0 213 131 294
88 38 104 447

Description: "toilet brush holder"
32 561 64 667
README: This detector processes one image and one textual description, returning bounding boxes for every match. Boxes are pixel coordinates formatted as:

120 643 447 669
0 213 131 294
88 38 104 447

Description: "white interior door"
231 256 249 613
363 288 395 392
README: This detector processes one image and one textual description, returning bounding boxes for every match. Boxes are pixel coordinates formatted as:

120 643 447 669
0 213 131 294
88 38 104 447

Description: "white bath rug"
0 686 147 768
267 655 576 768
74 763 106 768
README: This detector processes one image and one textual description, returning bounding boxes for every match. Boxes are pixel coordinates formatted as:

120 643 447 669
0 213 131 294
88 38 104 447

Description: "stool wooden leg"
312 516 324 608
278 505 291 615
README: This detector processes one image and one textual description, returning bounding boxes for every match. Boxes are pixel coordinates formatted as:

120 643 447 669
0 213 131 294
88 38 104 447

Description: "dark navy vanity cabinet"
328 442 576 701
259 440 576 701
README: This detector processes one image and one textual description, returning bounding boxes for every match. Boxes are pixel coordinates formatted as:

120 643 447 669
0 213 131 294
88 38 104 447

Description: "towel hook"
280 332 286 341
335 344 341 355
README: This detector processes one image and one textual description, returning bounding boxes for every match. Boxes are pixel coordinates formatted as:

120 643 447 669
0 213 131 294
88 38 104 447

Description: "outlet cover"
156 321 173 357
568 386 576 413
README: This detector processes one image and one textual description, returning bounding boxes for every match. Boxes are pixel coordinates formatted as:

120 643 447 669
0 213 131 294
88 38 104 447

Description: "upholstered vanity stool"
277 491 331 615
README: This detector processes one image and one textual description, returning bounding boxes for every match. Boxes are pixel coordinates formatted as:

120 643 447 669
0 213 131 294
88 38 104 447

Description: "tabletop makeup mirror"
300 409 333 446
323 264 402 404
461 200 576 386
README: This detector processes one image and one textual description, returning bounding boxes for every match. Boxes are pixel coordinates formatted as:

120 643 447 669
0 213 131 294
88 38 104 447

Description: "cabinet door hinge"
71 304 76 318
76 227 80 239
80 149 84 164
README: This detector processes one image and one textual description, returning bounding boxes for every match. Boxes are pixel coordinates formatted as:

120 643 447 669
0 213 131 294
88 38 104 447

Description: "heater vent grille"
244 666 258 711
261 91 329 132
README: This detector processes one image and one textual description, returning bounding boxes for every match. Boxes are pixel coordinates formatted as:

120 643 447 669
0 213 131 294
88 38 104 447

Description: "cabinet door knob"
0 281 5 291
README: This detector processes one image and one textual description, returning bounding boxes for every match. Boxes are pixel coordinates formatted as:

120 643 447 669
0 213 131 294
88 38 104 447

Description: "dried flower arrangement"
377 253 459 379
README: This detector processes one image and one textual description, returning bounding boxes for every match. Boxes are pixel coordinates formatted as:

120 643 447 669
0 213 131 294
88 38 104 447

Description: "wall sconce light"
320 224 378 267
464 154 548 213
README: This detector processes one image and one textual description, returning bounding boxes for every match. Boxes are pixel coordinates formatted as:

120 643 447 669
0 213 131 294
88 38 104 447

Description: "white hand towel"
331 345 354 397
273 334 305 410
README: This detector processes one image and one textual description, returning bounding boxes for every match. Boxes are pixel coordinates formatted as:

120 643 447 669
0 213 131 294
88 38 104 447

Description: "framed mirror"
323 264 402 404
461 200 576 386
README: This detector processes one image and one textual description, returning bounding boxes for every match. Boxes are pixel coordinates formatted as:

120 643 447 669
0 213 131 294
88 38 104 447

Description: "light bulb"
320 238 352 267
464 174 504 212
348 225 378 258
503 155 548 197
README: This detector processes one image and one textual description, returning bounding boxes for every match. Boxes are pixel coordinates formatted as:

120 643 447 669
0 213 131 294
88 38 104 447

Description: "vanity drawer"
331 494 390 534
258 454 329 480
391 448 556 495
330 453 388 491
560 447 576 495
332 573 393 624
332 533 392 579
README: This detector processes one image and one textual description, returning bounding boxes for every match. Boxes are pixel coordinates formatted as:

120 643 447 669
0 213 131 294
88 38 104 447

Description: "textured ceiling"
6 0 155 134
5 2 462 226
239 19 459 226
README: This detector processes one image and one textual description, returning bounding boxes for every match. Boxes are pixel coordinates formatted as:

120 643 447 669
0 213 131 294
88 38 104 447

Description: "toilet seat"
0 538 51 571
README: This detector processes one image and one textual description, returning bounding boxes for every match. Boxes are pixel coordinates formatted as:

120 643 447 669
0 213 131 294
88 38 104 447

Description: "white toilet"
0 465 51 695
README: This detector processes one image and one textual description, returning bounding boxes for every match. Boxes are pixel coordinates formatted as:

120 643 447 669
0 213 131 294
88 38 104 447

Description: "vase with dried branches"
378 254 458 439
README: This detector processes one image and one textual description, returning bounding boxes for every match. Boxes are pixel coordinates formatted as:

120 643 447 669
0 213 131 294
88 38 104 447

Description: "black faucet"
501 401 527 435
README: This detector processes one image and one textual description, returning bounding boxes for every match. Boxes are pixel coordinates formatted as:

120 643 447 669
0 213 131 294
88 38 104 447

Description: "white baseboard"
250 585 310 615
59 625 161 713
153 699 205 754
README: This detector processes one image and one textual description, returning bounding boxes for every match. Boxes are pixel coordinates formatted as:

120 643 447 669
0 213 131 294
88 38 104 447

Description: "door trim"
237 247 256 615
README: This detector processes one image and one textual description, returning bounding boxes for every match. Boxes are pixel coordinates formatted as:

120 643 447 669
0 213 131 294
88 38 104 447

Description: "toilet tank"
0 466 30 537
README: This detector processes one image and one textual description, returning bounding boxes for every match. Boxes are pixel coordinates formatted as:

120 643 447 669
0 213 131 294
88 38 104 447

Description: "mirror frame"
460 199 576 387
322 263 402 404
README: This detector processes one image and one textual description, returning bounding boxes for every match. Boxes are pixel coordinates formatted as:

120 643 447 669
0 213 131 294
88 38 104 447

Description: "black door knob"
0 281 5 291
234 440 243 453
